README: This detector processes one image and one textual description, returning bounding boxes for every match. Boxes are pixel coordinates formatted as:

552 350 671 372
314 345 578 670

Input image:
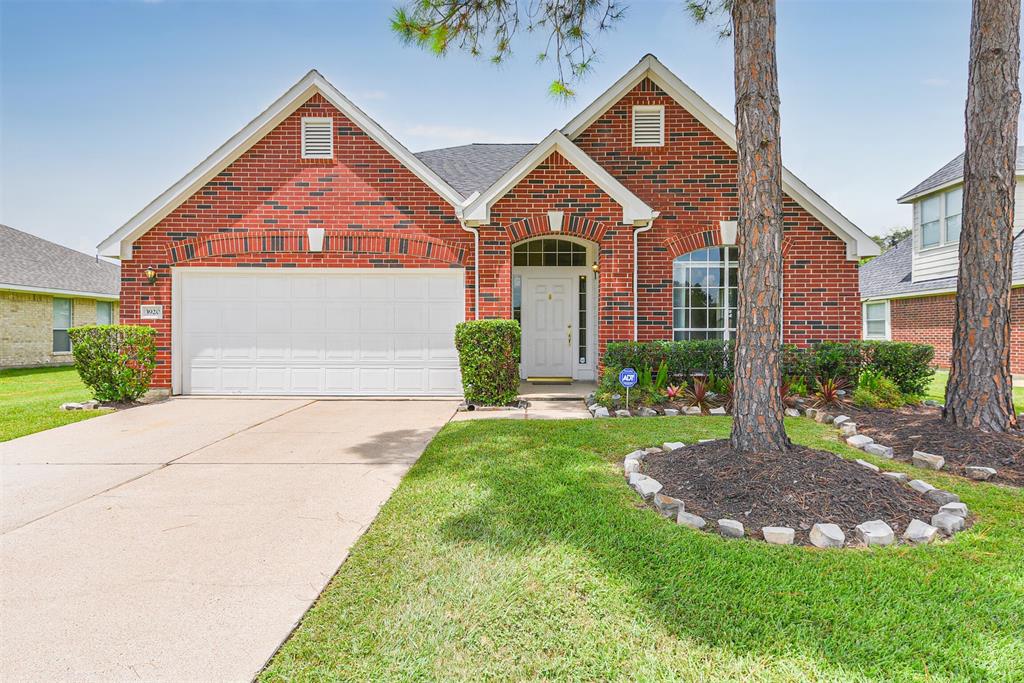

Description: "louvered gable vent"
301 117 334 159
632 105 664 147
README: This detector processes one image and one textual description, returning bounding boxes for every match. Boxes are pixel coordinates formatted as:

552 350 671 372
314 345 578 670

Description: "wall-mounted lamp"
144 266 157 285
591 261 600 274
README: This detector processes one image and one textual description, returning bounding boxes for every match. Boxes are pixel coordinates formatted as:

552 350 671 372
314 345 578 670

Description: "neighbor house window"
53 298 72 353
672 246 738 340
863 301 890 340
919 187 962 249
96 301 113 325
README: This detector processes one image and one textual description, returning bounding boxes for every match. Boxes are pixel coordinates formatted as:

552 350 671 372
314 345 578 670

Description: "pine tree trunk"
729 0 789 452
944 0 1021 433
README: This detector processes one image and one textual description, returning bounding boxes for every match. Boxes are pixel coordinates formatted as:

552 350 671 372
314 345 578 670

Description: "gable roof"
1 224 119 298
415 144 535 197
897 146 1024 203
562 54 879 260
461 130 657 225
97 70 465 259
859 234 1024 299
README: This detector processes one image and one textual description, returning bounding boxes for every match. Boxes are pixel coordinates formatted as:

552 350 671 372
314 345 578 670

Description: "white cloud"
922 77 950 87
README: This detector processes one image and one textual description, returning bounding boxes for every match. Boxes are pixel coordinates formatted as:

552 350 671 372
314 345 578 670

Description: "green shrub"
454 320 521 405
854 369 905 409
811 341 863 386
603 340 734 381
68 325 157 402
861 341 935 396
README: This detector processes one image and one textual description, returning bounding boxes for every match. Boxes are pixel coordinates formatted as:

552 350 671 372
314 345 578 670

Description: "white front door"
523 277 573 377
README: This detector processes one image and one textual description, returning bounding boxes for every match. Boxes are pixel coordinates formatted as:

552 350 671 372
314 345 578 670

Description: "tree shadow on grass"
429 418 1024 681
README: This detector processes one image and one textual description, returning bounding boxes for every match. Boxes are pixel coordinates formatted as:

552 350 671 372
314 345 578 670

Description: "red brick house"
859 148 1024 373
98 55 878 396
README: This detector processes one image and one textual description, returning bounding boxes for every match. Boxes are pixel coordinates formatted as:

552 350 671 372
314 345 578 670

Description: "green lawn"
262 417 1023 682
924 369 1024 414
0 366 110 441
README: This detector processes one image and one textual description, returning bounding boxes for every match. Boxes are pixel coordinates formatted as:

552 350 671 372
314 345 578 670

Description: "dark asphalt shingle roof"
415 143 535 197
898 146 1024 202
0 224 119 296
859 234 1024 299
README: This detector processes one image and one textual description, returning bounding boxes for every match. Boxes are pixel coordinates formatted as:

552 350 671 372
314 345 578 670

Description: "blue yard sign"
618 367 638 410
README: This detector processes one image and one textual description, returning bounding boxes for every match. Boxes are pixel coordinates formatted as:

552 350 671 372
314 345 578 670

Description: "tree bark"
944 0 1021 432
729 0 789 452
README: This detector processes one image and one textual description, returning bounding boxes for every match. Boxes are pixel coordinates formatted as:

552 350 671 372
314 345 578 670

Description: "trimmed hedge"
68 325 157 402
603 339 934 396
455 319 521 405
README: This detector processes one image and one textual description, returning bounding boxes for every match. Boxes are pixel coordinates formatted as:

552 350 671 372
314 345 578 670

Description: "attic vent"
632 105 664 147
301 117 334 159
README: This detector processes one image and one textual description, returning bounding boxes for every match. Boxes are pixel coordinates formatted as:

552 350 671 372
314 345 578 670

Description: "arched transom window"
512 238 587 267
673 246 739 340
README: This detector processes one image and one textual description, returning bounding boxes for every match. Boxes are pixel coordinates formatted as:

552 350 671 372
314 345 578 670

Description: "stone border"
623 441 972 548
586 393 727 418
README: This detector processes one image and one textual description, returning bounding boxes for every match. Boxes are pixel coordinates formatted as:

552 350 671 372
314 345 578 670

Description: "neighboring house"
1 225 119 368
97 54 878 397
859 147 1024 372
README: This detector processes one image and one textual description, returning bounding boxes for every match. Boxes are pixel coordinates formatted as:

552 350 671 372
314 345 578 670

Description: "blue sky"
0 0 1012 255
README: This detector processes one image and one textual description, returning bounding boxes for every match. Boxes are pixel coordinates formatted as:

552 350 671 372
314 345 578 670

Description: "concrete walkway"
1 398 457 682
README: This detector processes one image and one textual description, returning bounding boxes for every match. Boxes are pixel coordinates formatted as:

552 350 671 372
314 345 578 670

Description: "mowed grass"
262 417 1024 682
924 369 1024 414
0 366 109 441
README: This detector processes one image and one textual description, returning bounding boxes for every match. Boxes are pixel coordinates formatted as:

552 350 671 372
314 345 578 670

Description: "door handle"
567 323 572 346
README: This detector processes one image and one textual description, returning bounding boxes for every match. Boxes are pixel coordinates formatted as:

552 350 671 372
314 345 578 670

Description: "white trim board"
0 283 119 300
462 130 656 225
98 70 465 260
561 54 879 260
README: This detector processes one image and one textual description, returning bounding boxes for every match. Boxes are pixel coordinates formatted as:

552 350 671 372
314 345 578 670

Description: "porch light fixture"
591 261 600 274
144 266 157 285
547 210 564 233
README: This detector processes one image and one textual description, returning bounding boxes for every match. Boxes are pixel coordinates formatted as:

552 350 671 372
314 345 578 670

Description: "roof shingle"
414 143 535 197
0 224 119 297
897 146 1024 202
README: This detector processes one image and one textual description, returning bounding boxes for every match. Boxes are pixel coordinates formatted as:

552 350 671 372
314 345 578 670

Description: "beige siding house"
1 225 120 368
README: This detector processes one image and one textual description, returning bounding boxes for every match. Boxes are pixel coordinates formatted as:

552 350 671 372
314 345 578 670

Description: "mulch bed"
842 405 1024 486
642 440 937 546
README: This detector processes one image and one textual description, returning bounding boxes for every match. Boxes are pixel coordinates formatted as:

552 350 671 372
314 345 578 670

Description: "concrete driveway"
0 398 457 682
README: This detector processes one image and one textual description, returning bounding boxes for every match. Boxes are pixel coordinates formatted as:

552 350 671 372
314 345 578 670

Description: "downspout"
458 192 481 320
632 213 658 340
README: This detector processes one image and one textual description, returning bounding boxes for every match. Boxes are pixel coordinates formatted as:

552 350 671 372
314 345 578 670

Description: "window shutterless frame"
52 298 73 353
672 246 739 340
919 187 963 251
862 300 890 341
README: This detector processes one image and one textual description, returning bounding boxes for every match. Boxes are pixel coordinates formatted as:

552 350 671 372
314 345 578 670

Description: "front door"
523 277 573 378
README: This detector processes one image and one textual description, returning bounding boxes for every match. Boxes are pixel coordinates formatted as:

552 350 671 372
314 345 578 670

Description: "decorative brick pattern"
890 288 1024 374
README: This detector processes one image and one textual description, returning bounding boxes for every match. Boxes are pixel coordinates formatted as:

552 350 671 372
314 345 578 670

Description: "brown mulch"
641 441 938 546
841 405 1024 486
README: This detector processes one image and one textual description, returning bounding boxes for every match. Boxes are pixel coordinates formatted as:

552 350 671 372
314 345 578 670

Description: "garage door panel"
179 270 463 395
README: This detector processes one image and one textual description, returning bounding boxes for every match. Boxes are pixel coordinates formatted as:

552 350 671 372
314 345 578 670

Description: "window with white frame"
863 301 889 340
672 246 738 340
53 298 72 353
96 301 113 325
919 186 962 249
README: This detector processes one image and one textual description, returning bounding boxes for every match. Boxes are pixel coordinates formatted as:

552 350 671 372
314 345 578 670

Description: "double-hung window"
863 301 890 340
53 298 72 353
919 186 963 249
96 301 113 325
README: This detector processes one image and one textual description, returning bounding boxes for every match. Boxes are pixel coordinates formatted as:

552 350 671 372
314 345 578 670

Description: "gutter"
458 192 481 320
632 213 659 340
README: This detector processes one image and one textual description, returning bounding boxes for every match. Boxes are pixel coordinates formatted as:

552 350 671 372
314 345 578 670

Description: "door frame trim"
515 267 596 381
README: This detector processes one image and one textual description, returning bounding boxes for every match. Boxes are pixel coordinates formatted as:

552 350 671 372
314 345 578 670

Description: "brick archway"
503 214 609 245
165 229 467 266
662 230 794 259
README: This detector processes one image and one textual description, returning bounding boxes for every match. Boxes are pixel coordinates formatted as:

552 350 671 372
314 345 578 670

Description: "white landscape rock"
939 502 969 519
815 412 833 424
855 520 895 547
762 527 796 545
644 446 664 455
623 458 641 475
627 471 647 485
855 459 880 473
626 450 647 462
846 434 874 449
594 407 611 418
784 408 801 417
902 519 939 545
925 489 960 507
833 415 851 425
912 450 945 470
908 479 936 494
882 471 909 483
632 476 663 500
698 439 715 444
805 408 819 419
684 407 702 416
662 441 685 451
931 512 965 535
718 519 745 538
965 466 997 481
677 511 707 529
663 408 680 417
653 493 683 516
840 423 858 437
809 523 845 549
615 409 632 418
638 407 658 417
864 443 894 459
709 407 727 415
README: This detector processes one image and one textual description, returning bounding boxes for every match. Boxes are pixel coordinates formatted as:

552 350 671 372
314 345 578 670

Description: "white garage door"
176 269 464 396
